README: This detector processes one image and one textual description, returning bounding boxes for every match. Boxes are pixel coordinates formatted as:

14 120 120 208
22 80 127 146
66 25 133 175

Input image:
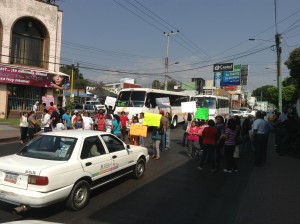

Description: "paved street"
0 125 300 223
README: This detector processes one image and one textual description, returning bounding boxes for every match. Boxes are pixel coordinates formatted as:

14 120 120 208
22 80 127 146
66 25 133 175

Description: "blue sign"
213 64 241 87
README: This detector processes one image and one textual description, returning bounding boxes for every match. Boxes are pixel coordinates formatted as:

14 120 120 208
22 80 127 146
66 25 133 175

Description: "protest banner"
105 96 117 107
155 97 170 108
194 108 209 120
181 101 197 113
129 124 147 137
143 113 161 127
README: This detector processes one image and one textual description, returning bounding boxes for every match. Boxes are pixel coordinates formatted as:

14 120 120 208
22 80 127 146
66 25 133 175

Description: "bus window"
117 90 146 107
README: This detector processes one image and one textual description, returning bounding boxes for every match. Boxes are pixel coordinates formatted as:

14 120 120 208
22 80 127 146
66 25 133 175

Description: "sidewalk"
0 123 20 143
235 133 300 224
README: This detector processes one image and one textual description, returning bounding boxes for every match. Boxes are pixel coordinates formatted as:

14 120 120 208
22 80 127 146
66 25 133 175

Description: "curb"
0 137 20 143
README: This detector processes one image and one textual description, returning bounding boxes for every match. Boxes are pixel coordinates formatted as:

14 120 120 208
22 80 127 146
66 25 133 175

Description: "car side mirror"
127 144 130 149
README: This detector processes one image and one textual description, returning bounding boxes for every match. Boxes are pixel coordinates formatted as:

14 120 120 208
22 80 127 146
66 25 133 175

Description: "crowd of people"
181 107 300 173
20 102 300 169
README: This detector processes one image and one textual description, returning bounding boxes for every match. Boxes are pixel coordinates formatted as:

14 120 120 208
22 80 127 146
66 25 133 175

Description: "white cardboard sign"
181 101 197 113
105 96 117 107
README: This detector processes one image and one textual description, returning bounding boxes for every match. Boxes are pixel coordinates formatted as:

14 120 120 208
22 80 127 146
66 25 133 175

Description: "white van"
85 100 105 110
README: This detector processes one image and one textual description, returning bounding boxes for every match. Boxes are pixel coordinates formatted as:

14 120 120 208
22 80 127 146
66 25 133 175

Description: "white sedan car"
0 130 149 211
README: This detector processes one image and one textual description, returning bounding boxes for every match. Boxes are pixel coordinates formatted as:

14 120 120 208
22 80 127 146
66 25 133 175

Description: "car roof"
41 130 106 138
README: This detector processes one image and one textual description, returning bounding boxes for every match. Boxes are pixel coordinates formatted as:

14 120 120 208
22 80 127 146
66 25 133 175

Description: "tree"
252 77 298 107
87 80 117 99
60 64 89 89
162 79 178 90
152 80 161 89
285 47 300 83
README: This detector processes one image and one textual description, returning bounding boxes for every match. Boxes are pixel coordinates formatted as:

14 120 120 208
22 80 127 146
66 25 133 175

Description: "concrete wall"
0 0 62 72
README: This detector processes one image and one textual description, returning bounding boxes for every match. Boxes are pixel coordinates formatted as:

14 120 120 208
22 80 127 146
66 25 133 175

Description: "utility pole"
163 31 178 90
275 33 282 112
274 0 282 112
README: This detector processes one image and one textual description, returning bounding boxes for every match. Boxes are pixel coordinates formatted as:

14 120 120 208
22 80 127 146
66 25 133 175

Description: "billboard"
213 64 241 87
213 63 234 72
0 64 70 90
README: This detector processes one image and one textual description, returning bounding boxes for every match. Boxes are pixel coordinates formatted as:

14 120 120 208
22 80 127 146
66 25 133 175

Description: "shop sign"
0 64 70 90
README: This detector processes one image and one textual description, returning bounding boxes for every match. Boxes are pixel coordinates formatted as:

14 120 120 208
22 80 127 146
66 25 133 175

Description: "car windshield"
17 135 77 161
194 97 216 109
117 91 146 107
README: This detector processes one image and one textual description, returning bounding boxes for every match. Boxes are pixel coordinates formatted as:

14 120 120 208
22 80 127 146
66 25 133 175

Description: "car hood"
0 154 66 176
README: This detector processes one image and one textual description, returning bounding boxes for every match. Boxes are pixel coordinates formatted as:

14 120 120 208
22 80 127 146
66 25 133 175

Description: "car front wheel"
66 180 90 211
133 158 145 179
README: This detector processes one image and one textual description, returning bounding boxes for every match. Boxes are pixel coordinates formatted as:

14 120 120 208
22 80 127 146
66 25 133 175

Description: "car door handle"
112 155 117 159
86 162 92 166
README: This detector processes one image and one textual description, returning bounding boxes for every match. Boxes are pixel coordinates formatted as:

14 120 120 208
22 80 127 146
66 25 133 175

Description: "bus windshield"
195 97 216 109
117 90 146 107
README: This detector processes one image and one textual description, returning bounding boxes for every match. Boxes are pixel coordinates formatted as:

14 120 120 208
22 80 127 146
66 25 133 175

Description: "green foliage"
285 47 300 82
253 77 298 107
283 85 298 105
152 80 161 89
60 65 90 89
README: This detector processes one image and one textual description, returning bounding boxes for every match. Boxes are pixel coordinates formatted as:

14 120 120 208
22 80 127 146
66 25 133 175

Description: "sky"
57 0 300 91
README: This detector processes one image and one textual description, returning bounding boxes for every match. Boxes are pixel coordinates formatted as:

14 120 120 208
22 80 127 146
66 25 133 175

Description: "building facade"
0 0 64 118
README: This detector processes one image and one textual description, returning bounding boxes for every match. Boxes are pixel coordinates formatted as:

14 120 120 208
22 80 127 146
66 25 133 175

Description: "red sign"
0 64 69 90
223 86 237 91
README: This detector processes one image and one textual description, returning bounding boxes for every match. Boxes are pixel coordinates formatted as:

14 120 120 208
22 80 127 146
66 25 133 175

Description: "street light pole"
275 33 282 112
164 31 178 90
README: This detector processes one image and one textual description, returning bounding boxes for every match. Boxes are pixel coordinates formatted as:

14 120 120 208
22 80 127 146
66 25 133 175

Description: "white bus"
116 88 190 128
191 94 230 121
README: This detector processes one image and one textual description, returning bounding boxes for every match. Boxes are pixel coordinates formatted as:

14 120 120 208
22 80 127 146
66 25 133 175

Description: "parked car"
230 109 243 118
85 100 105 110
72 104 98 117
0 130 149 211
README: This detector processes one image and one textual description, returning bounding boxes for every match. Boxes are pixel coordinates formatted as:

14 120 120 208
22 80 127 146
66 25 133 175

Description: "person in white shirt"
82 111 94 130
105 114 113 133
41 109 51 132
20 112 29 144
53 118 67 131
33 101 39 119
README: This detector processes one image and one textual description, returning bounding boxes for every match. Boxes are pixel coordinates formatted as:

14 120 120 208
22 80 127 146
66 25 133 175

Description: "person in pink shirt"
186 120 201 158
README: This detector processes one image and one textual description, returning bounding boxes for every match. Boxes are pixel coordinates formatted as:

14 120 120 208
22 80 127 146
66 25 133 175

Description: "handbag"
35 123 41 133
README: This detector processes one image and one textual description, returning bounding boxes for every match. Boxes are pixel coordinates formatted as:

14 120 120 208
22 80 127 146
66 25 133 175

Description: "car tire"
66 180 90 211
133 158 146 179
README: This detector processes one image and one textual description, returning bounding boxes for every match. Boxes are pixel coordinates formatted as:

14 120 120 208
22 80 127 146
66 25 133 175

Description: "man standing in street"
62 109 71 130
252 111 269 166
159 109 169 151
41 109 51 132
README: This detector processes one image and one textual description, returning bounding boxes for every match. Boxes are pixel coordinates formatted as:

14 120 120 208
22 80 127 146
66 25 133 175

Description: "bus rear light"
28 175 49 186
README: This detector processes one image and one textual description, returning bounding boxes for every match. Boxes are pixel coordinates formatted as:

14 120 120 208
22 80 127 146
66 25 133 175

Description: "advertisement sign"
213 63 234 72
0 64 70 90
213 64 241 87
223 86 237 91
42 95 55 107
